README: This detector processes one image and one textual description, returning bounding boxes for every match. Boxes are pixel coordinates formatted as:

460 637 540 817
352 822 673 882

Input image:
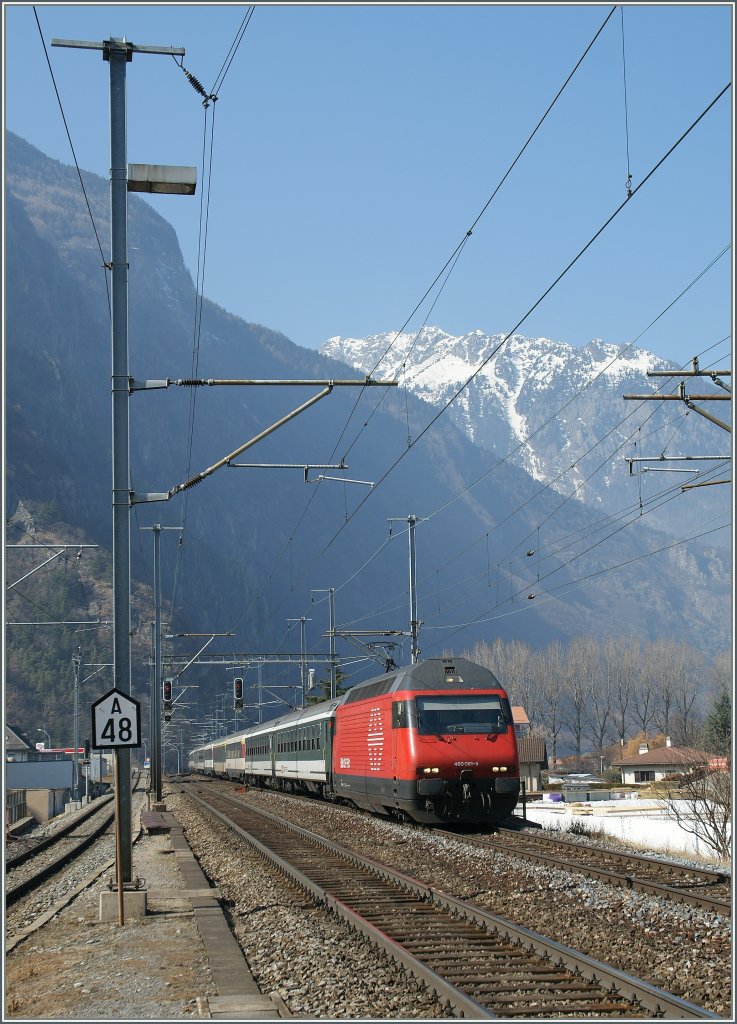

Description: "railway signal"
234 676 244 710
163 678 173 710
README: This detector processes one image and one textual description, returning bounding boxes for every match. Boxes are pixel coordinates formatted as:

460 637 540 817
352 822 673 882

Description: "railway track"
5 794 114 868
6 774 144 908
6 799 116 907
435 824 731 918
185 782 720 1020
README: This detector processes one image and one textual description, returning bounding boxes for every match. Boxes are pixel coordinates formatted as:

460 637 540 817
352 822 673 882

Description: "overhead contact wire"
234 5 622 625
295 85 731 589
32 7 111 316
334 5 619 459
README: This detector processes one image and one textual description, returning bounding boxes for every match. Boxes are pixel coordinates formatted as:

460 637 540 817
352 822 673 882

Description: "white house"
611 742 709 785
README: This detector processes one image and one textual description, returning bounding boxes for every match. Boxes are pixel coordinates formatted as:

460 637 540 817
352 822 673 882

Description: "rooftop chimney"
665 736 672 748
639 742 649 755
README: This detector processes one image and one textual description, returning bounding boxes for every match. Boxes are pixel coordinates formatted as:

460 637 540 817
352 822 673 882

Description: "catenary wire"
418 460 731 629
210 6 256 96
332 295 731 634
424 515 730 643
32 7 111 316
226 5 624 635
286 88 731 604
332 5 619 462
170 101 218 619
252 178 731 648
342 449 730 634
620 5 633 195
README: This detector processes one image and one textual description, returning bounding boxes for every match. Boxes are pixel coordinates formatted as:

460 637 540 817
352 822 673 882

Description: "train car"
189 701 338 795
188 657 519 826
190 741 212 770
332 657 519 825
258 700 337 794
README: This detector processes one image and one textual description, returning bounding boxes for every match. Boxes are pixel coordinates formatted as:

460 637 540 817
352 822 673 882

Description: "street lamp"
51 34 196 890
37 727 51 750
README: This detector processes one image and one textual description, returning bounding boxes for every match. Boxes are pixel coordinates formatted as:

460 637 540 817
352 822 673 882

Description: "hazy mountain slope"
5 133 730 740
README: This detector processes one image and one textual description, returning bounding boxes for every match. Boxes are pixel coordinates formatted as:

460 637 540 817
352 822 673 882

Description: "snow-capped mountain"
322 327 728 537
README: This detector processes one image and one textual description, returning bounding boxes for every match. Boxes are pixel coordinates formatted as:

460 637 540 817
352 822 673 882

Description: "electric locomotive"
331 656 519 824
188 657 519 826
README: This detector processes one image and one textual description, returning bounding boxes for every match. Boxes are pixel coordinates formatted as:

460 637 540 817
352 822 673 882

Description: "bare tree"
647 639 703 745
648 638 677 739
607 636 639 746
665 754 731 860
536 641 567 766
671 647 704 747
564 636 597 765
588 671 612 756
631 642 657 737
708 649 732 694
469 638 538 722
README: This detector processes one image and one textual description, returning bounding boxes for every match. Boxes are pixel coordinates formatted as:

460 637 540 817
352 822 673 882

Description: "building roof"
5 725 33 751
611 746 710 768
517 735 548 767
511 706 529 726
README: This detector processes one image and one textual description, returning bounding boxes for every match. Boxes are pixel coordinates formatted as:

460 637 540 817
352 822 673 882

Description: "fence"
6 789 27 824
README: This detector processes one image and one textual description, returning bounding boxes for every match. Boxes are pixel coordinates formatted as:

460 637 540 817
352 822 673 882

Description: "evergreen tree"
306 667 349 705
701 687 731 758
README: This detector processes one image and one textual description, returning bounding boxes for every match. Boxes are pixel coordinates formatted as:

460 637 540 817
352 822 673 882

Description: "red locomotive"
189 657 520 826
331 656 519 824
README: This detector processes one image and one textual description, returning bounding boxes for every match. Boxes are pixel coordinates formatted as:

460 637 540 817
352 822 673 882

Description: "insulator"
186 71 208 99
180 474 205 492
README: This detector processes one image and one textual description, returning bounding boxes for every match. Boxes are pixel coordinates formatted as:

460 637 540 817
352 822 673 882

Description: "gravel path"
4 794 215 1020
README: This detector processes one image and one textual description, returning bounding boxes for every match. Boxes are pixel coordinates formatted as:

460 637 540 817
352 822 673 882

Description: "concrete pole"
328 589 336 698
149 623 155 797
109 39 133 883
300 617 307 707
153 524 163 803
72 651 81 799
257 664 263 724
408 515 420 664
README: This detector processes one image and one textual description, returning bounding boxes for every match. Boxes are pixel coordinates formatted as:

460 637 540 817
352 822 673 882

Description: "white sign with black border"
91 687 142 748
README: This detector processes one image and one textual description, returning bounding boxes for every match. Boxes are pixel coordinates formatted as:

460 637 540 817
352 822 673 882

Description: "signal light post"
234 676 244 710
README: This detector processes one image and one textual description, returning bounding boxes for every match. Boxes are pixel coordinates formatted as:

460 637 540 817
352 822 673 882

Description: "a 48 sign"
91 687 142 749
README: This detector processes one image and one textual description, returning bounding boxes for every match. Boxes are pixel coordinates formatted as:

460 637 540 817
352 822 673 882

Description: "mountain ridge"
4 131 730 747
321 326 728 536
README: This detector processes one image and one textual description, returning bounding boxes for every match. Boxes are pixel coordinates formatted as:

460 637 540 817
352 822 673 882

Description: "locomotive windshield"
414 695 510 735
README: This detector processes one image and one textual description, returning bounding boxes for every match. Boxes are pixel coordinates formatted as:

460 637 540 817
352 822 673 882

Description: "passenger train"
188 657 520 825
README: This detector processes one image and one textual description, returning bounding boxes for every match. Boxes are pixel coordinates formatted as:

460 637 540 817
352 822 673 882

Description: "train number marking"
339 757 351 769
453 761 479 767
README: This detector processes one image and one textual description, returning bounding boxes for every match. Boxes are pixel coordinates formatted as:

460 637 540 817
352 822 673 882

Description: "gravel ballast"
4 781 732 1020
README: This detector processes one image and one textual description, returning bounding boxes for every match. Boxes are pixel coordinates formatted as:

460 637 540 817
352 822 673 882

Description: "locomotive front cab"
393 687 520 823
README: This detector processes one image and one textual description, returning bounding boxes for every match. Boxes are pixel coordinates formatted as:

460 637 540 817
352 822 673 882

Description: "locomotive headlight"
492 766 500 772
500 766 508 772
420 767 440 774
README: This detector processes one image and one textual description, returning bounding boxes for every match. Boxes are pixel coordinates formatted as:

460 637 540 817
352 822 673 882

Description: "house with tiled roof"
611 741 709 785
511 706 547 793
5 724 34 761
517 735 548 793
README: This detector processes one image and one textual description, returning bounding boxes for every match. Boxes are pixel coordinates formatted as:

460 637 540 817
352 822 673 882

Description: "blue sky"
4 2 734 369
